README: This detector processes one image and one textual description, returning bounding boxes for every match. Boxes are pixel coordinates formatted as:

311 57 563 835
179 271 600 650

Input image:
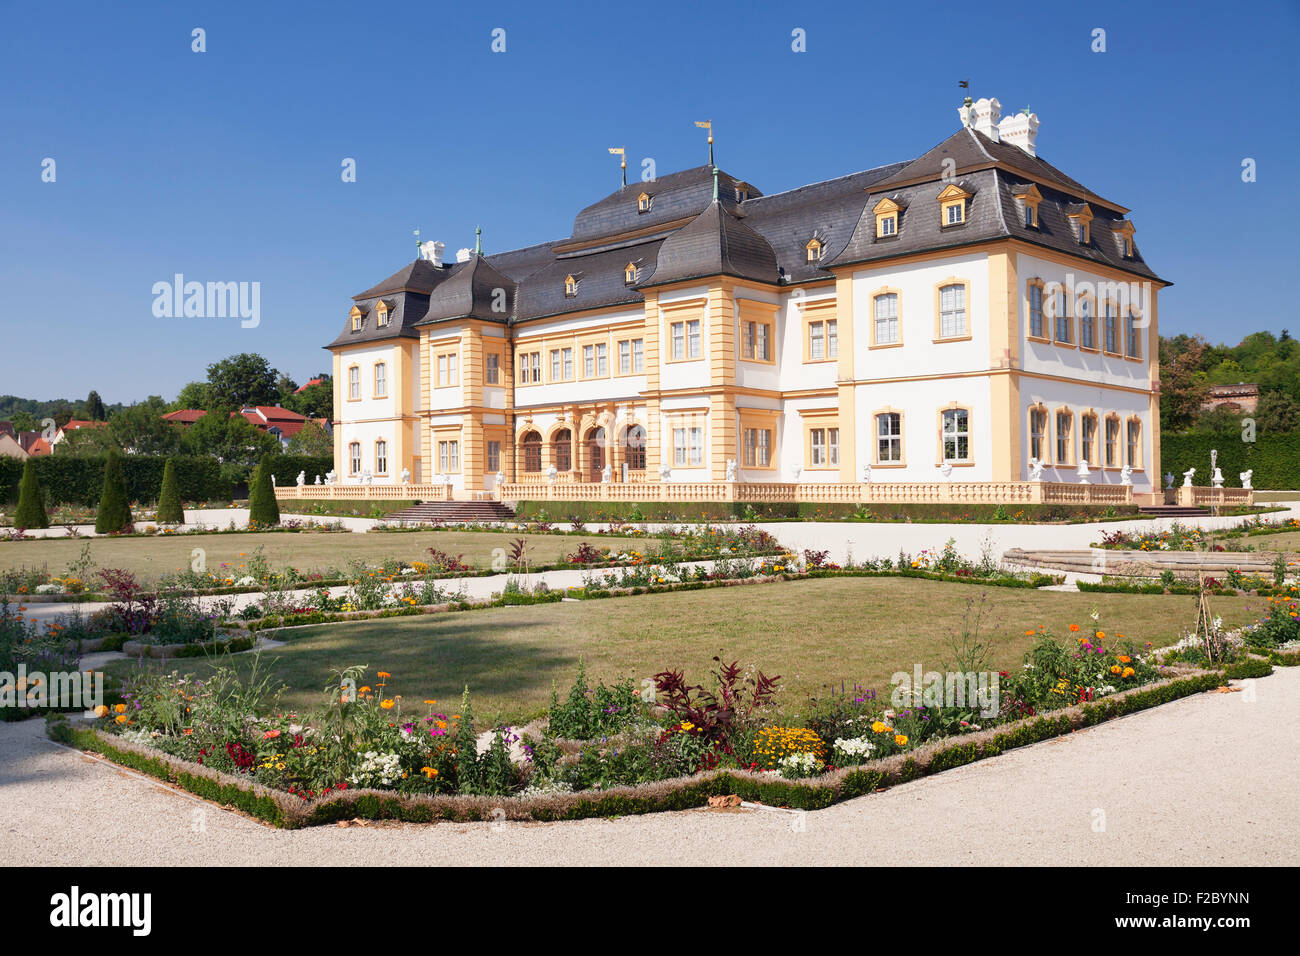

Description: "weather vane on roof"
413 228 421 255
695 119 713 167
474 226 482 256
608 146 626 188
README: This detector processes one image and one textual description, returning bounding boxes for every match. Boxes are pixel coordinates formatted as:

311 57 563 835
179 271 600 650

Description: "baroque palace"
323 98 1181 506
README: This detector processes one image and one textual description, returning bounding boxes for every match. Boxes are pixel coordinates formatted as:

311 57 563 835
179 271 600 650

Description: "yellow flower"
871 721 887 733
380 699 395 710
894 734 908 746
113 703 127 714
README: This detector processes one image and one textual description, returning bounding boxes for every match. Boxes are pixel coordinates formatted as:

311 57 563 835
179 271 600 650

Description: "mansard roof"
332 125 1162 346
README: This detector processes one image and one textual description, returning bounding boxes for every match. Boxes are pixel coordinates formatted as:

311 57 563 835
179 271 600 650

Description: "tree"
13 459 49 529
247 453 280 527
84 390 107 422
275 373 299 404
180 410 279 468
282 375 333 419
95 449 132 533
108 399 180 456
285 419 334 457
1256 390 1300 433
206 353 280 408
156 457 184 524
1160 337 1210 431
171 381 213 411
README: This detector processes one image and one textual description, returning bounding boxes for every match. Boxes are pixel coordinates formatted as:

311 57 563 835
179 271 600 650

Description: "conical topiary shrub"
95 450 132 534
247 453 280 527
14 459 50 530
156 457 184 524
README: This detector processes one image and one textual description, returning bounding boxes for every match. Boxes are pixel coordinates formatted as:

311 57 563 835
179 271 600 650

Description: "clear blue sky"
2 0 1297 404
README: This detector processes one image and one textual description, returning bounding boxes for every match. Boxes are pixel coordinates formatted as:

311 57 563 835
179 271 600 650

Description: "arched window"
520 431 542 473
586 426 606 481
349 442 361 474
624 263 638 285
553 428 572 471
564 275 577 297
637 192 651 213
375 440 388 474
623 425 646 471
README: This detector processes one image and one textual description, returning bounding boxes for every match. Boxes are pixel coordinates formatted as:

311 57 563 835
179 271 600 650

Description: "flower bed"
49 668 1231 827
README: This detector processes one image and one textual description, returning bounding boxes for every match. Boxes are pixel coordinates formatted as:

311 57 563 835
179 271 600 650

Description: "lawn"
0 530 655 584
102 576 1269 723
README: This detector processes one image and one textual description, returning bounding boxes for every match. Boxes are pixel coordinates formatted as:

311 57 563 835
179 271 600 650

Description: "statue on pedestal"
1240 469 1253 490
725 458 737 481
1120 464 1133 487
1182 467 1196 487
601 464 612 483
862 463 871 483
1028 458 1045 481
1076 459 1091 484
295 471 305 487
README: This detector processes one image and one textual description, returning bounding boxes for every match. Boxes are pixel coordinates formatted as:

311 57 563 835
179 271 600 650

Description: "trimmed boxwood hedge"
48 669 1229 828
1163 430 1300 490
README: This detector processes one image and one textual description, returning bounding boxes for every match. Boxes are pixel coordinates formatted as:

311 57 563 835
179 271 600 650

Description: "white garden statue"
725 458 737 481
861 463 872 483
1120 464 1133 487
1211 466 1225 489
1076 459 1091 484
792 464 802 479
601 464 612 483
1028 458 1045 481
324 469 336 484
659 462 672 481
939 462 953 481
546 464 558 484
271 474 276 487
362 470 374 486
1182 467 1196 487
1240 469 1253 490
314 474 322 485
400 468 411 485
295 471 305 487
494 470 505 488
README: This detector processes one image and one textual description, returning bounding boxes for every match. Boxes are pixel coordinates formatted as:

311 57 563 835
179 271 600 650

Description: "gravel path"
4 668 1296 866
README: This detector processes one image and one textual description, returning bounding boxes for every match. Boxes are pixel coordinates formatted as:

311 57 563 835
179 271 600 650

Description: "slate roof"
330 125 1163 346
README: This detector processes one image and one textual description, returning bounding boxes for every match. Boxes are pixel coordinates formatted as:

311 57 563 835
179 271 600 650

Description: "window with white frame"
375 440 388 474
1127 419 1141 467
1104 303 1118 353
673 425 705 467
938 283 967 338
1029 283 1044 338
1055 411 1072 464
742 320 772 361
349 441 361 474
348 366 360 400
1054 290 1071 343
1126 311 1141 357
549 347 573 381
436 353 458 387
618 339 645 374
438 439 460 473
486 353 500 384
942 408 969 462
809 427 839 467
1079 298 1094 349
487 440 500 473
518 352 540 384
373 362 388 397
876 413 901 462
1105 418 1120 467
873 293 899 345
1081 415 1097 465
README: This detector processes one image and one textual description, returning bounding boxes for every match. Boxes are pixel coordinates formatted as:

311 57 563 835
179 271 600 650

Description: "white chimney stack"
998 109 1040 157
418 240 445 266
960 97 1001 141
456 247 472 263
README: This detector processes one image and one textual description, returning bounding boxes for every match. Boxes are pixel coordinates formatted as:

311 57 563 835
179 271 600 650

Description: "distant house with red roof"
50 419 109 447
160 406 326 448
295 378 324 393
0 424 53 459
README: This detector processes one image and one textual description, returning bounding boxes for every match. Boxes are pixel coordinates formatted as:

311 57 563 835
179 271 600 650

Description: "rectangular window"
632 339 644 372
742 321 772 361
1055 292 1071 343
809 322 824 360
437 354 458 387
670 322 684 359
373 363 388 397
349 442 361 473
945 203 963 225
438 440 460 473
619 340 631 374
348 366 360 400
938 283 967 338
1081 416 1096 465
743 427 772 468
487 440 500 473
942 408 969 462
828 427 839 466
826 320 837 358
1029 285 1044 338
519 352 540 384
375 440 388 474
583 345 594 378
1126 312 1141 357
687 320 700 358
1105 419 1119 467
550 349 561 381
876 413 901 463
563 348 573 379
879 215 896 236
874 294 899 345
810 428 826 466
672 426 705 468
1079 299 1094 349
1127 420 1141 467
1030 409 1047 462
596 343 607 376
1104 304 1117 353
486 353 500 384
1055 411 1072 464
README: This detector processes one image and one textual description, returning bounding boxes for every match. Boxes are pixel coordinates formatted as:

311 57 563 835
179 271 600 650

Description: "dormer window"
1013 183 1042 230
873 196 904 238
564 275 578 297
1066 204 1094 246
376 302 391 328
937 183 972 227
349 306 366 332
637 192 651 213
624 262 638 285
1112 220 1136 258
805 238 823 262
735 183 750 202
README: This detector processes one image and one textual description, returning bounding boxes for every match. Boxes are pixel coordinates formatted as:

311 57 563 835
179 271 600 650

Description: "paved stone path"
3 667 1295 865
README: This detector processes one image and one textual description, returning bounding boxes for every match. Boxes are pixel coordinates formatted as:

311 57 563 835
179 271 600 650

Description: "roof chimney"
455 248 472 263
998 108 1040 157
968 97 1001 141
418 240 445 266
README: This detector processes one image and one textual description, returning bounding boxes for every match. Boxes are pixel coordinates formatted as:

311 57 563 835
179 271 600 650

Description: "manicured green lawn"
0 530 653 583
102 577 1268 724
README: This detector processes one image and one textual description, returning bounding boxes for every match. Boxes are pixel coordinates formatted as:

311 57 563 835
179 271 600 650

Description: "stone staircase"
386 500 517 524
1136 504 1212 517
